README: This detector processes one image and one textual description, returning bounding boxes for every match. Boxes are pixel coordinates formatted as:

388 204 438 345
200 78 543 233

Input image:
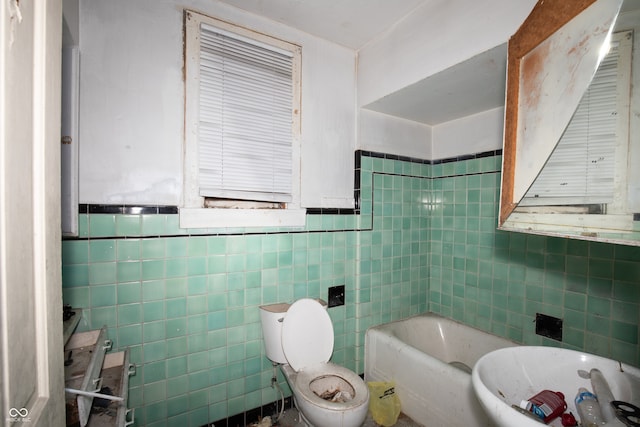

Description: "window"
519 30 632 215
181 10 304 228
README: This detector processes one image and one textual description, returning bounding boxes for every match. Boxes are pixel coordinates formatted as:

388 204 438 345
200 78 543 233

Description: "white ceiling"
364 44 508 125
216 0 430 50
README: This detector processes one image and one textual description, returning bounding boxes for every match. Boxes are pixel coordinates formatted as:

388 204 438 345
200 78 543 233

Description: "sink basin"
472 346 640 427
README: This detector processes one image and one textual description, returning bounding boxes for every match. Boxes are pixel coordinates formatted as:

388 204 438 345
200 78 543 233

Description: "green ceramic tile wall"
62 153 640 426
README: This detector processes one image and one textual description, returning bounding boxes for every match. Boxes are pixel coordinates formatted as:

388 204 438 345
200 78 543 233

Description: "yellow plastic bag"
367 381 401 427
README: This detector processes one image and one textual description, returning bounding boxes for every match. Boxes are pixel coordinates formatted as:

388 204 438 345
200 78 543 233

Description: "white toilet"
259 298 370 427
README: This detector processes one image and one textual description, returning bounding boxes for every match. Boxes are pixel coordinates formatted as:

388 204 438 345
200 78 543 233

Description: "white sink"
472 346 640 427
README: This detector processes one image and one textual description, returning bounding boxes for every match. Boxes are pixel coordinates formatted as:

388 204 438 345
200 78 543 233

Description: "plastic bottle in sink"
575 388 606 427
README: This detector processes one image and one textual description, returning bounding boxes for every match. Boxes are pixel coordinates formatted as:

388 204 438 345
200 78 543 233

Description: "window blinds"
522 35 627 206
197 23 294 203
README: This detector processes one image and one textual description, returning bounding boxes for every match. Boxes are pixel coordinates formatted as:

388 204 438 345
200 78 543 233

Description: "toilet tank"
259 299 328 364
259 302 290 364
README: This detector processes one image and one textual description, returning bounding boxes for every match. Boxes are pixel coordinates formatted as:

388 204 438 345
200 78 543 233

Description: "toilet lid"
281 298 333 371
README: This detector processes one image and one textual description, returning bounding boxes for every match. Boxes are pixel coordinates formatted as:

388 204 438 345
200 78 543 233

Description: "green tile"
77 215 89 238
63 287 89 308
116 239 140 261
166 394 188 418
166 238 188 257
208 255 226 274
166 298 187 318
206 237 225 255
116 282 140 305
143 301 166 322
89 215 116 237
588 277 613 298
586 295 611 320
63 240 89 264
62 262 90 288
611 299 639 323
187 257 207 276
227 272 246 290
88 262 117 285
91 284 116 307
611 321 638 344
589 258 613 279
546 237 568 254
567 239 589 256
143 341 167 363
142 239 166 259
117 261 141 283
166 278 187 298
615 245 640 261
162 333 186 357
143 320 166 343
563 327 585 348
142 214 165 236
590 242 615 259
115 215 141 237
117 324 142 347
167 374 188 396
144 401 167 423
90 306 117 329
143 380 166 403
189 389 209 413
166 318 187 339
142 259 165 281
614 260 640 282
564 292 586 311
167 356 189 378
188 351 209 373
144 360 167 383
118 303 142 326
143 279 166 301
586 313 611 336
187 237 207 256
545 254 565 271
186 296 207 316
164 214 183 235
188 371 209 392
166 258 187 278
187 315 208 334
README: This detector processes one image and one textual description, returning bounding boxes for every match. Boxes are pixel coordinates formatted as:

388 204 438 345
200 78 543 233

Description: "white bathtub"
364 313 518 427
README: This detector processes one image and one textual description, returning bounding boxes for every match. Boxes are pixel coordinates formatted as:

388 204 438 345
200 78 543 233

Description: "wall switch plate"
535 313 563 341
328 285 345 308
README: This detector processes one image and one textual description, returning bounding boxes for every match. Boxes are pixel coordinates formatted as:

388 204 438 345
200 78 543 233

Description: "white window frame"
181 10 305 228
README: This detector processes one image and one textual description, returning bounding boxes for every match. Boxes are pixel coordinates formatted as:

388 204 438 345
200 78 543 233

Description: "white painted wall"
432 108 504 160
79 0 356 207
358 109 432 159
78 0 540 209
357 0 537 109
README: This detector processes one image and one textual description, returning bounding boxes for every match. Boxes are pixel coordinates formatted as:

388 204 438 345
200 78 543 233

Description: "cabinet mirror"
499 0 640 246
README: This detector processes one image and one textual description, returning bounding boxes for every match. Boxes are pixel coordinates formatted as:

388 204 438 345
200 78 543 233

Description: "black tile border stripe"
205 396 294 427
79 204 179 215
356 148 502 165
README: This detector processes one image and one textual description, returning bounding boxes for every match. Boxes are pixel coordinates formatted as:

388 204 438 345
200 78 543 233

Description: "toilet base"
292 396 311 427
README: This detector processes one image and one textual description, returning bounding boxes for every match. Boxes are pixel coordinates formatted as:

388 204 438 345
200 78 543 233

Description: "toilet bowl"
259 298 370 427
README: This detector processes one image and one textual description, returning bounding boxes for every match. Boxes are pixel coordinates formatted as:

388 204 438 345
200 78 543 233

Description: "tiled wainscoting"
61 150 640 426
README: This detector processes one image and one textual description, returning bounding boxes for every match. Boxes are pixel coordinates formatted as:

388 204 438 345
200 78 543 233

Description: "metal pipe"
65 387 124 402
